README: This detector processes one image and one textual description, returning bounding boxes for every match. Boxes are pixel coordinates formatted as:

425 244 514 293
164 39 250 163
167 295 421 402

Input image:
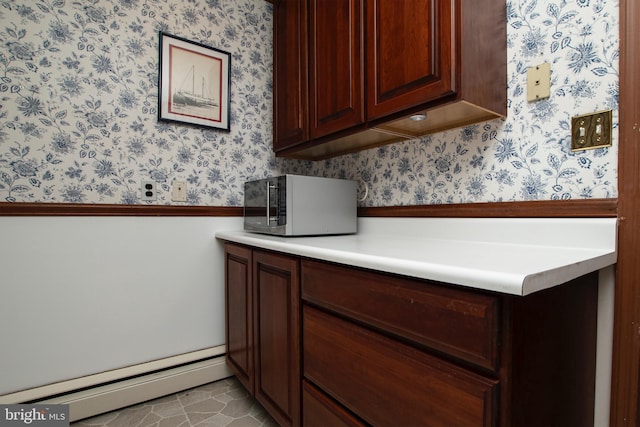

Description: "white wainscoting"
0 216 242 397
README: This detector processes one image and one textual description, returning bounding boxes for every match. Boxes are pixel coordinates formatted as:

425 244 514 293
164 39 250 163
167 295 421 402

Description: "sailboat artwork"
172 65 219 109
168 50 222 123
166 46 222 122
159 32 230 131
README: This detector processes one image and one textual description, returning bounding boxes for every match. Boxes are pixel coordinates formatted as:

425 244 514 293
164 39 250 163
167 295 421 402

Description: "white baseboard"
0 347 235 422
40 355 232 422
0 347 227 405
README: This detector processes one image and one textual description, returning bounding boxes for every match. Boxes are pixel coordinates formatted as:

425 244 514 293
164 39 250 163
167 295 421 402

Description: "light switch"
527 62 551 102
571 110 612 151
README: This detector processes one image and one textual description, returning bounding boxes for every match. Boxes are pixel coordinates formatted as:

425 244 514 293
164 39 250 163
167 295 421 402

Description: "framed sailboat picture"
158 32 231 130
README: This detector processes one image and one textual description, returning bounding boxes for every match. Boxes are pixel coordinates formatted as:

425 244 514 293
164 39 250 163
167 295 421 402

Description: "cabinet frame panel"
253 250 301 427
224 244 254 393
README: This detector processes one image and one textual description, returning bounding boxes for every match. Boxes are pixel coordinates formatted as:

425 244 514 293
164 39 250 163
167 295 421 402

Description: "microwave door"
244 178 283 233
244 180 267 230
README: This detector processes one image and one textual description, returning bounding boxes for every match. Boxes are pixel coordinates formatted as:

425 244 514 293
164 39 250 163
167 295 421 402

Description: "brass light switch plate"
571 110 612 151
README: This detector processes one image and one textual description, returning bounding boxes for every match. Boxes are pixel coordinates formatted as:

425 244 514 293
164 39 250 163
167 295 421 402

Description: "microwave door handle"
266 181 276 226
265 180 270 226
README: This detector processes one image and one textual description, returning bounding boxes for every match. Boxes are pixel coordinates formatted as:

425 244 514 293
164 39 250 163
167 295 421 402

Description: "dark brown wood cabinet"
274 0 363 152
272 0 506 160
225 244 253 393
309 0 364 140
304 305 498 426
224 243 301 427
301 260 598 427
302 380 366 427
273 0 308 152
301 259 500 371
224 242 597 426
365 0 454 120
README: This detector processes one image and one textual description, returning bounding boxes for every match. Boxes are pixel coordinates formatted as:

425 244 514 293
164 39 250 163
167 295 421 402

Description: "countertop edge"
215 220 617 296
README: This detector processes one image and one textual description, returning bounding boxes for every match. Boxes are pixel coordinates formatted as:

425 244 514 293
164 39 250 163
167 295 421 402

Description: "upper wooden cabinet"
366 0 454 120
272 0 506 160
273 0 308 152
309 0 364 139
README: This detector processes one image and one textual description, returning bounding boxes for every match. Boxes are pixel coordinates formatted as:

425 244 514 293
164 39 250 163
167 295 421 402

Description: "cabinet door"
224 244 254 393
273 0 309 152
366 0 455 120
254 251 301 427
309 0 364 139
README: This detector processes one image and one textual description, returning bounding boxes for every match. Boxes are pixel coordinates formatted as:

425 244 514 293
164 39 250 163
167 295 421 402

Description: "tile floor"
71 377 278 427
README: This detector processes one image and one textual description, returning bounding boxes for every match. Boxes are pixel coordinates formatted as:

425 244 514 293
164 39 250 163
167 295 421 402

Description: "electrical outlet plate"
141 181 156 201
172 180 187 202
527 62 551 102
571 110 613 151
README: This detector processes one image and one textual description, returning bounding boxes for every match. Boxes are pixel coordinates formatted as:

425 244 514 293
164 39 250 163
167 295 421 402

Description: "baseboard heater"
0 346 233 423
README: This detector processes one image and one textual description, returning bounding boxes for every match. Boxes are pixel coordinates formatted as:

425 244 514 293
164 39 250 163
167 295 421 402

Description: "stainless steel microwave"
243 175 357 236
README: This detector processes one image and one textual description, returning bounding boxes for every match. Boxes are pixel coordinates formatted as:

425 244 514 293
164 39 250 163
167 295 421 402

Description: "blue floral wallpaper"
0 0 277 205
0 0 618 206
295 0 620 206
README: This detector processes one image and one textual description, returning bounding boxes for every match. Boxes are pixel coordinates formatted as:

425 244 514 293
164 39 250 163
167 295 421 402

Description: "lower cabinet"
224 243 300 427
225 244 254 393
303 305 498 426
300 259 598 427
224 243 598 427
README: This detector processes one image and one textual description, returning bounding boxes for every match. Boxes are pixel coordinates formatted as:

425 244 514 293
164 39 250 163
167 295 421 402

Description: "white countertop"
215 217 618 296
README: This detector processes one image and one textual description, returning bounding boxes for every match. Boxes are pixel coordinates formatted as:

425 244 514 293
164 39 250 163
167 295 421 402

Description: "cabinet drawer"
302 260 499 370
303 380 366 427
303 306 497 427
